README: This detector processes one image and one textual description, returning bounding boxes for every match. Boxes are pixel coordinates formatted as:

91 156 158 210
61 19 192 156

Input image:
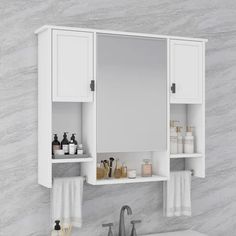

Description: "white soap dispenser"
170 120 178 154
184 126 194 154
176 126 183 154
51 220 63 236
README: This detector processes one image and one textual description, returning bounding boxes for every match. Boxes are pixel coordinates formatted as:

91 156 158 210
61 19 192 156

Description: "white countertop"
142 230 207 236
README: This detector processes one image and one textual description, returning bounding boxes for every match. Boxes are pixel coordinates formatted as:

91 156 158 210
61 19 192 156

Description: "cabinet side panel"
38 30 52 187
185 105 205 177
81 103 96 184
185 44 205 177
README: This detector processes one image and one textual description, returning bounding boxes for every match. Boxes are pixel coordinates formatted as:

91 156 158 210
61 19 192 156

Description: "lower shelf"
94 175 168 185
170 153 202 159
51 157 93 163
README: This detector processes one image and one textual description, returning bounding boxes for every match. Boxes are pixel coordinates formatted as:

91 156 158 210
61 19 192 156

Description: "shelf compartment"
95 175 168 185
170 153 202 159
51 157 93 164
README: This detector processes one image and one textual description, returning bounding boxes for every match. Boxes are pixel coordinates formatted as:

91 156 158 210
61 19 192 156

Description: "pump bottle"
61 132 69 155
52 134 60 155
51 220 62 236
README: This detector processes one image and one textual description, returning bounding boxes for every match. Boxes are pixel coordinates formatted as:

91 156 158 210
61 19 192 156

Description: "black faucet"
119 205 132 236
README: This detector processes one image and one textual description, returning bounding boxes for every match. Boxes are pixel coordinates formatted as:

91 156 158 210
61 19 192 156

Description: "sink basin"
142 230 207 236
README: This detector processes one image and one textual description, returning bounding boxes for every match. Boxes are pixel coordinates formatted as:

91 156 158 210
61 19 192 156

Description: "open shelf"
95 175 168 185
170 153 202 159
51 157 93 164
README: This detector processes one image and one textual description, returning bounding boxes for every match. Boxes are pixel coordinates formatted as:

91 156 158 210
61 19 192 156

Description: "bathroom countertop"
142 230 207 236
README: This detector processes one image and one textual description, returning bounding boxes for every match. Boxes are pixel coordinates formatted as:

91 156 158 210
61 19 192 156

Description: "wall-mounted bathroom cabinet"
35 25 207 188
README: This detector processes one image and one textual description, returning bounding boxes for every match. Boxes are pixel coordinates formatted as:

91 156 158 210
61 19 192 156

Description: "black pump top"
53 134 58 140
71 133 76 140
54 220 61 230
63 132 68 138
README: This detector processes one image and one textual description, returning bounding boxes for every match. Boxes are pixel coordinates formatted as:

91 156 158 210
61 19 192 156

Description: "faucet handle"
102 223 114 227
131 220 141 224
102 223 114 236
130 220 141 236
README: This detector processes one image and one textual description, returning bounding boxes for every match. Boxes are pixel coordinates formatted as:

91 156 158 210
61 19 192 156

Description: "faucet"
119 205 132 236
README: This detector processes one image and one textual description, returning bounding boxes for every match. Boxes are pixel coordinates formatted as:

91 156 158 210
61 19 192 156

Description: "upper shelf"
34 25 208 43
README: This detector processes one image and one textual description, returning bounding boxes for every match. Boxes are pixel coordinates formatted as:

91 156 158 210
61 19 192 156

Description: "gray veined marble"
1 0 236 235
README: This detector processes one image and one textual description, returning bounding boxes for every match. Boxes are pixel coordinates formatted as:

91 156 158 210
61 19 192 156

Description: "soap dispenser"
71 133 78 154
51 220 62 236
52 134 60 155
61 132 69 155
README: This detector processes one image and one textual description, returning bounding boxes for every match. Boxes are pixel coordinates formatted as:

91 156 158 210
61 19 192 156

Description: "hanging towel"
51 177 83 228
163 171 191 217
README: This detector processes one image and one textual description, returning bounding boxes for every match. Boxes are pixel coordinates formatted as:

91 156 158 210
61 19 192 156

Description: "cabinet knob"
171 83 176 93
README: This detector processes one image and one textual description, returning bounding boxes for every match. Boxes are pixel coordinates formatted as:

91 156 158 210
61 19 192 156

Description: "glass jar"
141 159 152 177
97 163 105 180
121 163 128 178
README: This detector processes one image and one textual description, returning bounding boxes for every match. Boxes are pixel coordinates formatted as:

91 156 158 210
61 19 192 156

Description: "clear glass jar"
141 159 152 177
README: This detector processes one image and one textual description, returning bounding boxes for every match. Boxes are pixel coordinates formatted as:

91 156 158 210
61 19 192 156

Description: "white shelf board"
170 153 202 159
51 157 94 164
95 175 168 185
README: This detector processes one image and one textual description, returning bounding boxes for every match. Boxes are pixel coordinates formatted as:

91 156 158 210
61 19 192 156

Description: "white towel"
163 171 191 217
51 177 83 228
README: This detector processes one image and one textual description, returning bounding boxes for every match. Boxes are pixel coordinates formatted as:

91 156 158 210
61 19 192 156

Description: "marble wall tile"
1 0 236 235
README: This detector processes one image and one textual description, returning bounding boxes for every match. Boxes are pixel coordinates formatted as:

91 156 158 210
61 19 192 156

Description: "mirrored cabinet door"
96 34 167 153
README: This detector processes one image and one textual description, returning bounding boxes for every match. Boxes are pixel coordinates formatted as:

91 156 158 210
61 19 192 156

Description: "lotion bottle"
184 126 194 154
52 134 60 155
71 133 78 154
69 139 76 155
61 132 69 155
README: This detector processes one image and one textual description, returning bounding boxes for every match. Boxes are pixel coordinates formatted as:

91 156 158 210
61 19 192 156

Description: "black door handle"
171 83 176 93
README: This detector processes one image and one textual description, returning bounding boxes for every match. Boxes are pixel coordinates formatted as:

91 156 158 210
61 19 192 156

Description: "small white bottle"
170 121 178 154
184 126 194 154
51 220 63 236
69 140 76 155
176 126 183 154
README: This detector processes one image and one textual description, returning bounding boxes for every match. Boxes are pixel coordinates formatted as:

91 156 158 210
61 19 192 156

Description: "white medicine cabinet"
35 25 207 188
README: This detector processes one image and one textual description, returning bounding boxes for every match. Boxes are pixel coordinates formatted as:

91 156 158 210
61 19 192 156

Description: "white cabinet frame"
35 25 207 188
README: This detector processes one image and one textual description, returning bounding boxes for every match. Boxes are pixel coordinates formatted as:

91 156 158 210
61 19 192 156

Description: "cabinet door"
52 30 93 102
170 40 203 104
